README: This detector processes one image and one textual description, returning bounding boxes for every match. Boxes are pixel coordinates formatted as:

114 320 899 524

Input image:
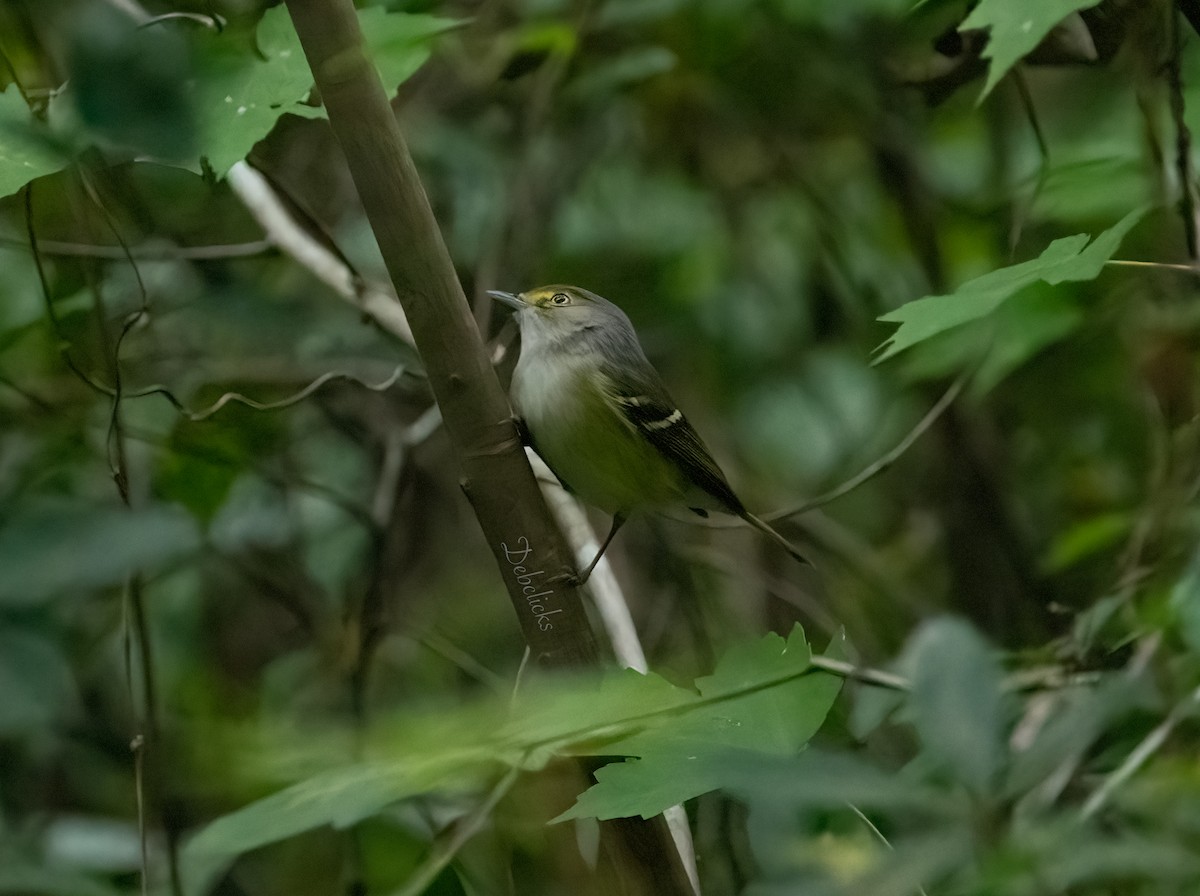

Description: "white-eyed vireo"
489 284 808 581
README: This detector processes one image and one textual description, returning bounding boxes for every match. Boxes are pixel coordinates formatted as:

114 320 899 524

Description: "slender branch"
767 371 968 522
0 370 53 410
133 365 408 421
848 803 932 896
810 656 910 691
1008 67 1049 257
138 11 225 30
1081 683 1200 820
1167 4 1200 259
72 166 183 896
131 734 148 896
25 185 115 399
227 161 415 346
393 769 520 896
282 2 693 890
1106 258 1200 272
0 234 273 259
806 656 1103 695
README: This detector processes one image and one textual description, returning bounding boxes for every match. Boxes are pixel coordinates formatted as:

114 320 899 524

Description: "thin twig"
392 768 519 896
1105 258 1200 272
25 185 115 399
227 161 415 346
76 168 149 499
807 656 1103 696
1081 683 1200 820
138 11 225 29
131 734 148 896
73 165 182 896
767 372 968 522
413 632 508 694
847 803 932 896
811 657 910 691
0 371 53 410
0 235 273 259
1008 67 1050 258
135 365 408 421
1167 5 1200 259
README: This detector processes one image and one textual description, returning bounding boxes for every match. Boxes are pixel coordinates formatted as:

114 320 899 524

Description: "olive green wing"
597 364 745 516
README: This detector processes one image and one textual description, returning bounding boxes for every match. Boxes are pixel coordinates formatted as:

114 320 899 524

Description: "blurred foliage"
1 0 1200 894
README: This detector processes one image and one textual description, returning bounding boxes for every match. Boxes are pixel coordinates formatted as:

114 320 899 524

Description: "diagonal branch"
281 2 694 892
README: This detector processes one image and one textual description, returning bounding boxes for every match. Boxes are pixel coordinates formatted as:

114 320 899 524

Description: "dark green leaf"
0 628 77 735
0 500 201 606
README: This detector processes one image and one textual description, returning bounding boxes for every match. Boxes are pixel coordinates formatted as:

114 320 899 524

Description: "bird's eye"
551 293 570 305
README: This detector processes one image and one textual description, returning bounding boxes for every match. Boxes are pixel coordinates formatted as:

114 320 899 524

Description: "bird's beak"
487 290 525 311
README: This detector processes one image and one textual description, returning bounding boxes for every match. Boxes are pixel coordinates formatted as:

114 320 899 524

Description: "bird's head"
488 285 631 344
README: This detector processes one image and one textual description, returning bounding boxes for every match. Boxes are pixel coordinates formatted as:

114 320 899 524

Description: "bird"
489 284 808 582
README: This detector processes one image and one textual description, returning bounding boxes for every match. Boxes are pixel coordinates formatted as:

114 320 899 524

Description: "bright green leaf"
961 0 1103 100
875 207 1144 364
192 7 323 176
896 280 1085 391
364 10 463 93
555 627 843 821
0 90 70 199
192 7 458 176
181 627 838 874
1042 512 1131 574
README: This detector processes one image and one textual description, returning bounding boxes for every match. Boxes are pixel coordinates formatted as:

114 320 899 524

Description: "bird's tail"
741 512 810 566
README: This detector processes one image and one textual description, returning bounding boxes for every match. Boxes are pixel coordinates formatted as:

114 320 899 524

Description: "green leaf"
0 90 71 199
192 7 324 177
363 10 462 93
0 500 201 606
901 617 1006 793
961 0 1103 100
181 762 460 896
554 627 843 821
874 207 1144 364
181 627 839 877
192 7 458 176
1042 512 1131 574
